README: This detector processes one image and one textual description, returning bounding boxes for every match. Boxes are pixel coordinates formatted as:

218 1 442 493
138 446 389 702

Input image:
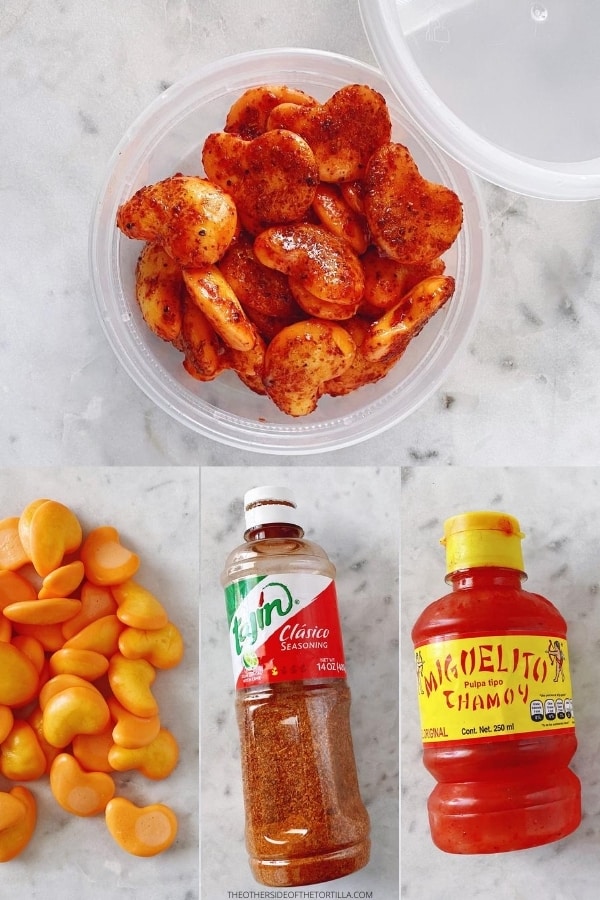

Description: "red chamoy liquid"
411 511 581 854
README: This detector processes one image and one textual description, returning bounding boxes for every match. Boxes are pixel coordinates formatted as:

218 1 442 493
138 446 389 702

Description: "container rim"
89 47 489 454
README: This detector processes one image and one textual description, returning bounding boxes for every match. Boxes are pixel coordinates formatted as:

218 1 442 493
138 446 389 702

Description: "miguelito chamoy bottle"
412 511 581 854
221 486 370 887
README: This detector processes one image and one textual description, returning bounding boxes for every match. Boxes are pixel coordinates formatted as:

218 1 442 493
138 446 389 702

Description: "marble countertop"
200 467 400 898
3 0 600 897
401 467 600 900
2 0 600 466
0 467 199 898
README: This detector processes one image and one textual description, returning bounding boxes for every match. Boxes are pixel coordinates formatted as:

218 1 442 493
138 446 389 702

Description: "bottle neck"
243 522 305 542
445 566 526 591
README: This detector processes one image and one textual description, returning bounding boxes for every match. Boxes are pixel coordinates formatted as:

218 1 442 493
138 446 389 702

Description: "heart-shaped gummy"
267 83 392 182
202 129 319 234
364 143 463 265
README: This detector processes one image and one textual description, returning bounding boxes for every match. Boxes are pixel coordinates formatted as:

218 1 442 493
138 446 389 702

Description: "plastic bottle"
221 486 370 886
411 510 581 854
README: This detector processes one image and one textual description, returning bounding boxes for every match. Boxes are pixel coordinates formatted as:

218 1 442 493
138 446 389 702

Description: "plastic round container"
359 0 600 201
89 48 488 454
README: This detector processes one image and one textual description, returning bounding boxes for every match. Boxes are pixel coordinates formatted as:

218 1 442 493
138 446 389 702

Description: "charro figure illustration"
547 639 566 682
416 650 425 695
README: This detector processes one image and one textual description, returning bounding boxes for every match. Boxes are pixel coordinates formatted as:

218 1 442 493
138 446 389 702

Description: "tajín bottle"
221 486 370 886
412 510 581 853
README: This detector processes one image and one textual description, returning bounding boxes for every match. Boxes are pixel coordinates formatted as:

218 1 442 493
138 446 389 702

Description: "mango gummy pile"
0 500 183 862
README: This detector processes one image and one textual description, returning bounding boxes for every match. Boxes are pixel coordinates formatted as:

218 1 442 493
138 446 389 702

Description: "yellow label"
414 634 575 743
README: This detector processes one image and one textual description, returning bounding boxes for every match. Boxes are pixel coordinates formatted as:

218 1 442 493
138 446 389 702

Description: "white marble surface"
0 467 199 899
200 467 400 898
2 0 600 465
401 467 600 900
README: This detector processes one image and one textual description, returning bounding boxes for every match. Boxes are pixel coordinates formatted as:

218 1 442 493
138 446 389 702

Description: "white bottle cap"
244 485 298 530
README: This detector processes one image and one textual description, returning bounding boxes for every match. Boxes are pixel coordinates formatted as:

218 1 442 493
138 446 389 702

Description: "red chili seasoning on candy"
221 486 370 886
412 510 581 853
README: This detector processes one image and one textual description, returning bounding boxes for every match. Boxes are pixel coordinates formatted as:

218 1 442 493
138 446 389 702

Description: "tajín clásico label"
225 572 346 689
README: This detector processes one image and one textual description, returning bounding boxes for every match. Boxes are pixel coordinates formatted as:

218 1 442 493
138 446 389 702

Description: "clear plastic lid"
359 0 600 200
244 486 298 530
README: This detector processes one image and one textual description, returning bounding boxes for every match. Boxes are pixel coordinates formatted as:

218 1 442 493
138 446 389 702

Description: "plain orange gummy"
38 560 85 600
0 517 29 571
0 616 11 642
72 723 115 774
0 707 14 744
112 580 169 631
0 720 46 782
108 653 158 718
11 635 46 675
11 621 66 652
0 790 27 832
108 697 161 750
50 753 115 817
0 570 37 611
0 641 39 708
39 674 100 711
0 786 37 862
118 620 184 669
27 500 83 578
61 581 118 640
80 526 140 587
42 684 110 749
108 727 179 780
105 797 178 857
48 647 110 681
3 597 82 626
17 499 49 559
26 706 61 771
63 614 124 657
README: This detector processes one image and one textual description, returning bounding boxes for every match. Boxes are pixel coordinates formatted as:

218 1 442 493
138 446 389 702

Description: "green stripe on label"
224 574 267 624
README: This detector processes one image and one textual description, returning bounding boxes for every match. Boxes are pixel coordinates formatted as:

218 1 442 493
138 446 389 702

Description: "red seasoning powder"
221 486 370 887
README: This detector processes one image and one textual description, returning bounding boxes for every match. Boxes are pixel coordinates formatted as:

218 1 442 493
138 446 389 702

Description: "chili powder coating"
238 681 370 886
221 486 370 887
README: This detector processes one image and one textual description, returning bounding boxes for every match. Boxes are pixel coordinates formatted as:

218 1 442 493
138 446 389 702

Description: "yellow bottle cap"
441 511 525 574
